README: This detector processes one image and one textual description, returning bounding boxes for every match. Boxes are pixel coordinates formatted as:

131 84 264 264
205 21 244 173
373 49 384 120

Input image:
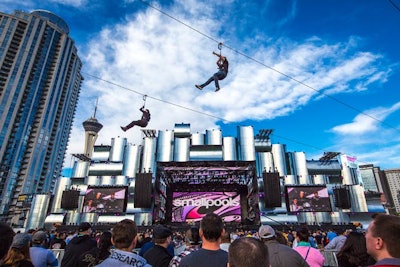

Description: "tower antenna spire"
93 98 98 118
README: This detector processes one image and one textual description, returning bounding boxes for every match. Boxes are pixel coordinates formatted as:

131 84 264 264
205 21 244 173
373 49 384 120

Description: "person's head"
110 193 115 199
31 231 48 247
98 231 112 251
296 227 310 242
0 222 15 260
258 225 276 241
112 219 138 250
299 191 305 198
96 192 102 199
186 227 200 246
337 231 369 266
5 233 31 265
200 213 225 242
87 199 93 205
366 214 400 261
152 225 172 247
314 191 319 197
78 222 92 235
228 237 269 267
292 199 298 204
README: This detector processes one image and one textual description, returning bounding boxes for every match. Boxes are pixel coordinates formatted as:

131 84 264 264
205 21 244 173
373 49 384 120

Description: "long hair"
336 232 369 267
3 246 32 267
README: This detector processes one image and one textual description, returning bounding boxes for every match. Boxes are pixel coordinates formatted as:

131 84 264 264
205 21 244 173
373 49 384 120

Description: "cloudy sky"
3 0 400 169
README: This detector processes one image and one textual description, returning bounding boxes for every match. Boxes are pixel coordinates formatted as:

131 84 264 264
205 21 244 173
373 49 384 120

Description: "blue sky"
3 0 400 169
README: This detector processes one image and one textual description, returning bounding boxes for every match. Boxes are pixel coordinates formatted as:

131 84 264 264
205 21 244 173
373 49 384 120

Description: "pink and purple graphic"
172 192 242 222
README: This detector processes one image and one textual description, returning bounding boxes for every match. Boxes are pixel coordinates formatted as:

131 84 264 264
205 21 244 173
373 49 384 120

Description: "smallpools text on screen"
173 197 240 209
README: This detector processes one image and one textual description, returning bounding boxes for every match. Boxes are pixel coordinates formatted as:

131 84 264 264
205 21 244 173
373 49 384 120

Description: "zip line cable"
82 72 224 121
137 0 400 133
388 0 400 12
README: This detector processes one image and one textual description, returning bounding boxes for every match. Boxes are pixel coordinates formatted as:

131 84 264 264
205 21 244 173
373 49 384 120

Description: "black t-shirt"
179 248 228 267
143 245 172 267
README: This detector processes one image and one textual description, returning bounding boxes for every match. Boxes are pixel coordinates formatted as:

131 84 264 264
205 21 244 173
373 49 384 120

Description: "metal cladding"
109 137 127 162
72 161 89 177
223 136 237 161
115 175 129 185
271 144 287 176
342 166 355 185
25 194 50 230
293 152 311 184
315 212 333 224
85 176 100 185
189 146 223 161
123 144 140 177
101 176 114 185
206 129 222 145
350 185 368 212
174 123 191 137
284 175 296 185
64 211 81 225
50 177 71 213
174 138 190 162
157 130 174 162
257 152 274 176
237 126 256 161
191 132 205 145
141 137 157 172
313 174 326 184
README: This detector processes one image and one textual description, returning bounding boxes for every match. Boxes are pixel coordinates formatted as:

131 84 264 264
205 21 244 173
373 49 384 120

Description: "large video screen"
83 186 128 214
172 192 241 222
285 185 332 212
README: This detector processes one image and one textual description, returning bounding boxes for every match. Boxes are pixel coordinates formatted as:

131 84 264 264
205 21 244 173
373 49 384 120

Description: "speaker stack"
134 173 153 208
262 172 282 207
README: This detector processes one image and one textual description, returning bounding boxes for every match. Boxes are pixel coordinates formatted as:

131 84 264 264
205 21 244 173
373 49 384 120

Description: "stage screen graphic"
172 192 241 222
285 185 332 212
83 186 128 213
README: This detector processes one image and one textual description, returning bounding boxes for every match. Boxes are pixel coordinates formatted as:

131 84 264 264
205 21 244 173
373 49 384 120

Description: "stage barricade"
321 250 338 267
51 249 64 265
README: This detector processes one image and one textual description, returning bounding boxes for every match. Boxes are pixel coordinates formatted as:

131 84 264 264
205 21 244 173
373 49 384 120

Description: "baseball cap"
153 225 172 239
259 225 276 239
11 233 31 249
32 231 47 243
78 222 92 232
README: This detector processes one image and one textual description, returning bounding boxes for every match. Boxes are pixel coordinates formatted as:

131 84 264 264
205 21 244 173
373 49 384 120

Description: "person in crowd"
120 106 151 132
336 231 374 267
275 230 289 246
83 199 96 213
143 225 173 267
29 231 58 267
49 231 66 249
65 231 76 245
258 225 309 267
326 229 337 244
219 231 231 252
93 192 105 213
324 229 350 252
293 227 324 267
228 237 270 267
0 222 15 265
61 222 97 267
290 198 301 212
3 233 34 267
195 52 229 92
169 227 201 267
96 219 151 267
179 213 228 267
139 231 175 257
365 213 400 266
105 193 123 213
78 231 112 267
136 231 152 249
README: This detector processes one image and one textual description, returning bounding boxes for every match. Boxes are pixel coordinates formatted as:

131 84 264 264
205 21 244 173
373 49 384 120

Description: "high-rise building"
382 169 400 213
0 10 82 225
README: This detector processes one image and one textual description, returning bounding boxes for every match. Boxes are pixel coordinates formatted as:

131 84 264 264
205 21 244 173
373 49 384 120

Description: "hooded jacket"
61 234 97 267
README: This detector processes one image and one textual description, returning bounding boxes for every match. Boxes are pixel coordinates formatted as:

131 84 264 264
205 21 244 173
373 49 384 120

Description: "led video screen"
172 192 241 222
83 186 128 214
285 185 332 212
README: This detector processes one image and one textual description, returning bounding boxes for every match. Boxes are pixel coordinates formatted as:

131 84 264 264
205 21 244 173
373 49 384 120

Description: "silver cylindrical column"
293 152 310 184
313 174 325 184
257 152 274 177
101 176 115 185
191 132 205 145
271 144 287 176
141 137 157 173
223 137 237 161
237 126 255 161
284 175 296 185
174 138 190 162
26 194 50 230
206 129 222 145
115 175 129 185
109 137 126 162
72 161 89 178
157 130 174 162
85 176 101 186
123 144 141 177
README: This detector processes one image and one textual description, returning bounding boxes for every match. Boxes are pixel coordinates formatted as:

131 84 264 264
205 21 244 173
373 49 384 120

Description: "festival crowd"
0 213 399 267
